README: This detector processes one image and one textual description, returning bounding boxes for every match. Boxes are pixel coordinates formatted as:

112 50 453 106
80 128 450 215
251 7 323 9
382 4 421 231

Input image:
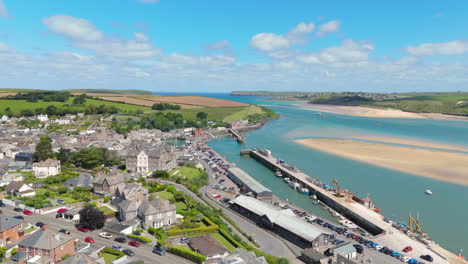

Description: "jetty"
228 128 245 143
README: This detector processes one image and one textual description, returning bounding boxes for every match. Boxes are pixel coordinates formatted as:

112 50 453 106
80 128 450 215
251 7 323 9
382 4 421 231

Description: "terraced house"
0 216 25 246
125 143 177 174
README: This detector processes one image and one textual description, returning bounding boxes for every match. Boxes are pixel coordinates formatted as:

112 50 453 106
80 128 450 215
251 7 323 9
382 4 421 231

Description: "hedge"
166 225 218 236
102 247 125 258
168 246 206 264
127 234 152 243
218 229 245 249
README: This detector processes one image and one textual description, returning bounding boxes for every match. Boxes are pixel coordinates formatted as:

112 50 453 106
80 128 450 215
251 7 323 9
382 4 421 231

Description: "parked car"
403 246 413 252
76 225 89 232
112 245 124 251
57 199 65 204
123 249 135 256
56 213 63 218
84 237 95 243
99 232 113 239
212 194 221 199
180 237 190 243
35 222 45 227
57 208 67 213
421 255 433 262
14 207 22 212
128 240 141 247
132 232 141 236
0 202 5 207
114 237 126 243
353 244 364 254
59 229 70 234
13 215 24 220
23 209 33 215
153 246 166 256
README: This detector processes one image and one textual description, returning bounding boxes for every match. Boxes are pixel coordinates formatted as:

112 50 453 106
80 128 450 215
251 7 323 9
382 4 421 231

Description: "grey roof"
138 198 175 215
65 174 94 188
228 167 272 195
301 248 327 261
119 200 138 213
94 174 125 186
104 221 131 233
233 196 331 242
20 229 73 250
189 234 228 257
5 181 26 193
0 216 23 232
221 248 268 264
333 242 357 255
126 143 174 158
61 252 102 264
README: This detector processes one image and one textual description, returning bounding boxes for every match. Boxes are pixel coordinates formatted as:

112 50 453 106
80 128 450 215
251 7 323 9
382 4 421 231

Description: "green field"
163 106 247 122
67 89 153 95
223 105 263 122
169 166 204 179
99 252 121 264
0 97 150 115
210 233 236 252
153 191 174 200
99 206 117 215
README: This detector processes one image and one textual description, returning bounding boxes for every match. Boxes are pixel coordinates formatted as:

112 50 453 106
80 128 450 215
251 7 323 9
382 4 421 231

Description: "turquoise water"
201 95 468 253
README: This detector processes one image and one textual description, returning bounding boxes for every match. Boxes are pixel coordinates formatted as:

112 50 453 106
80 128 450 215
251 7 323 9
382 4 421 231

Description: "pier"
228 128 245 143
247 149 389 236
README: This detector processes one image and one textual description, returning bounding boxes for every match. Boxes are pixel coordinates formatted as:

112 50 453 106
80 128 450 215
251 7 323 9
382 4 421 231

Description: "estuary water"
195 94 468 253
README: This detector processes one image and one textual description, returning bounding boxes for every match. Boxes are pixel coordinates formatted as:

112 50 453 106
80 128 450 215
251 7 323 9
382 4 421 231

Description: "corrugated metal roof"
233 196 331 242
228 167 272 194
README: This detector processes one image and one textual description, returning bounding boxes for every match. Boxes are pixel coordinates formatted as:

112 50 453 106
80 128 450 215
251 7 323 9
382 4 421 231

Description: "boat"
425 189 433 195
310 194 318 200
312 200 319 205
275 169 283 177
289 182 300 189
340 219 359 229
283 177 290 183
298 188 309 195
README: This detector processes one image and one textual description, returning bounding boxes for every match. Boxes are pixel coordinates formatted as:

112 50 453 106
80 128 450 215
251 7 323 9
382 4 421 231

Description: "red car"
23 210 33 215
403 246 413 252
57 208 67 213
84 237 95 243
212 194 222 199
128 240 141 247
77 226 89 232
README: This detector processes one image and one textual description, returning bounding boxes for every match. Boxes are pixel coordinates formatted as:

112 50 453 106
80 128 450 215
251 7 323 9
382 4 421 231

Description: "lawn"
153 191 174 201
223 105 264 122
210 232 236 252
170 166 203 180
163 106 247 122
174 202 187 211
24 227 36 234
54 196 79 204
99 206 117 215
99 252 121 264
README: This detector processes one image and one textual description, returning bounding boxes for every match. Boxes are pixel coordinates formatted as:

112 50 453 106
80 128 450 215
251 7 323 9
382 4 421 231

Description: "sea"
156 92 468 253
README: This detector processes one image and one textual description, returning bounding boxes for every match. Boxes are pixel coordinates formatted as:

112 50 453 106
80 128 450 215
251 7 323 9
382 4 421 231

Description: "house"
61 252 104 264
37 114 49 122
5 181 35 197
93 174 126 196
114 183 149 222
64 174 94 190
228 119 248 129
0 172 24 187
300 248 328 264
331 243 357 260
137 198 176 229
0 215 25 246
219 248 268 264
15 152 33 163
32 159 61 178
191 128 203 137
231 196 333 248
1 115 8 122
188 234 229 260
16 226 75 264
125 143 177 174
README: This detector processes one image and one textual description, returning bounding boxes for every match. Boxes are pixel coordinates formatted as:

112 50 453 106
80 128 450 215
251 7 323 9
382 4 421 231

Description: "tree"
20 109 34 117
79 205 105 231
72 95 87 105
152 170 170 179
46 105 57 115
4 107 12 117
196 112 208 120
56 147 69 164
34 136 53 161
0 246 5 259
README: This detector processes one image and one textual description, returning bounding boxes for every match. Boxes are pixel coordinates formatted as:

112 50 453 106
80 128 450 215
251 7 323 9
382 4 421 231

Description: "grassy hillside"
67 89 153 95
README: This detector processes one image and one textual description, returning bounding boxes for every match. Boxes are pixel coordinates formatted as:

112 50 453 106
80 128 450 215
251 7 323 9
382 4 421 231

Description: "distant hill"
231 91 310 96
67 89 153 95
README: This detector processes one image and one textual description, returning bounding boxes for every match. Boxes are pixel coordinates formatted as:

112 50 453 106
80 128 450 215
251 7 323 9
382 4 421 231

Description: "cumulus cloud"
250 33 289 52
406 40 468 56
203 40 233 56
297 39 374 65
317 20 341 36
0 0 7 18
286 22 315 44
43 15 160 60
43 15 103 41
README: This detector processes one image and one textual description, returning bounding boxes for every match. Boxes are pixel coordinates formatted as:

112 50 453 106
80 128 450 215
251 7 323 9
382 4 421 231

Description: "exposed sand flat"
300 104 468 121
296 138 468 186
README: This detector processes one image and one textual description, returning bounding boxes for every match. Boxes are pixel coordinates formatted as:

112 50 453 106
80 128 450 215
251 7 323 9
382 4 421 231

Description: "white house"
5 181 36 197
37 114 49 122
32 159 61 178
1 115 8 122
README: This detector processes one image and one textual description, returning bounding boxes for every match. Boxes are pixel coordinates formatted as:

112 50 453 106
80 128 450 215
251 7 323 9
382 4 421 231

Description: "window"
38 249 42 255
166 211 171 216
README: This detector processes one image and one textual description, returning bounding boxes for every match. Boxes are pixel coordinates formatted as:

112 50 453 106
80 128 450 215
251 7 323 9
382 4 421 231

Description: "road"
1 206 191 264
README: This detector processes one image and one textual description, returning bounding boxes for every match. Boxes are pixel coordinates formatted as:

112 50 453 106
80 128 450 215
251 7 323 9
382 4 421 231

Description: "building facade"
32 159 61 178
126 143 177 173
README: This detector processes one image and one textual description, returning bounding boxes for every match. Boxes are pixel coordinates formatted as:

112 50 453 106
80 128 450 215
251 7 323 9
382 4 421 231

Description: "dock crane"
331 179 346 197
407 212 427 237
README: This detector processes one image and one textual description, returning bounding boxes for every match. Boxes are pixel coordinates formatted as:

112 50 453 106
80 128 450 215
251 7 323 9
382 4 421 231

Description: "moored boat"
283 177 290 183
275 169 283 177
425 189 433 195
298 188 309 194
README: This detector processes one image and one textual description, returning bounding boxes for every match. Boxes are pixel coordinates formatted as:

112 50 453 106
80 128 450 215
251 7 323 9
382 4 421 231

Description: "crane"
331 179 346 197
408 212 427 237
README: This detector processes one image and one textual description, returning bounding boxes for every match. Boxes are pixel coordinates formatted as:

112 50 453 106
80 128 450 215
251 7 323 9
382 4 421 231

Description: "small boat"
283 177 290 183
425 189 433 195
310 194 318 200
312 200 319 205
275 169 283 177
298 188 309 195
316 112 323 116
289 182 300 189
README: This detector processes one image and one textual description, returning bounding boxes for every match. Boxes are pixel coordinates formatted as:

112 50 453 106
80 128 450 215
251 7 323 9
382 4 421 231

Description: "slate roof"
138 198 175 215
0 216 23 232
33 158 60 168
94 174 125 186
65 174 93 188
61 252 103 264
126 143 174 158
5 181 26 193
189 234 228 257
19 229 73 250
119 200 138 213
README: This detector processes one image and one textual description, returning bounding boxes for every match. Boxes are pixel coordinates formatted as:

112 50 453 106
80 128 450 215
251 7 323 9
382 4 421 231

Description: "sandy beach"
299 104 468 121
296 138 468 186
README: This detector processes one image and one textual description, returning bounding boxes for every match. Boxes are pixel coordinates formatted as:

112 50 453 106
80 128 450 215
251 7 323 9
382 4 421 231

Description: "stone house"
125 143 177 174
137 198 176 229
93 174 126 196
64 174 94 190
0 216 25 246
32 159 61 178
16 227 75 264
114 183 149 222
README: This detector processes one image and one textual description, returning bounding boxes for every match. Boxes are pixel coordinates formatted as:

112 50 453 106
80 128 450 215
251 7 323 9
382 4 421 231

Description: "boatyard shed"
231 196 332 248
227 167 272 199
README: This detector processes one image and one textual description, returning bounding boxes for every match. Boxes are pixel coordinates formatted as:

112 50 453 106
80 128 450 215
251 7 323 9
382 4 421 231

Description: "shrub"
11 247 18 255
168 246 206 264
102 247 125 257
127 234 152 243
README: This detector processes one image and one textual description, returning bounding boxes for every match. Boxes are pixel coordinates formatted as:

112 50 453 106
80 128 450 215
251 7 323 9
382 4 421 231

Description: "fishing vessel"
425 189 433 195
275 169 283 177
298 188 309 194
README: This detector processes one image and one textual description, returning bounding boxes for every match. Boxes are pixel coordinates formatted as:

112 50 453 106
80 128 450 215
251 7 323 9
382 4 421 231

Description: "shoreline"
295 138 468 186
298 103 468 121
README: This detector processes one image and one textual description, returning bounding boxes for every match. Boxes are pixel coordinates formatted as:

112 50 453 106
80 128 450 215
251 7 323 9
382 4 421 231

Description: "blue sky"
0 0 467 92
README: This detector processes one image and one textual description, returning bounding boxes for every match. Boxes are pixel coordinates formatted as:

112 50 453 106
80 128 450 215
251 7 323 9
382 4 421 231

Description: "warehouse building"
231 196 333 248
227 167 272 199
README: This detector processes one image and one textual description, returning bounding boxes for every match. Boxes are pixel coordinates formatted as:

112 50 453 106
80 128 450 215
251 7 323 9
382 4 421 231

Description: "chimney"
42 224 49 230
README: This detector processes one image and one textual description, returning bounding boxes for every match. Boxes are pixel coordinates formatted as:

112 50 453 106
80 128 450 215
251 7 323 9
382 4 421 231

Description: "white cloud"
286 22 315 44
317 20 341 36
43 15 160 60
250 33 289 52
297 39 374 65
406 40 468 56
0 42 11 52
203 40 233 56
43 15 103 41
0 0 7 18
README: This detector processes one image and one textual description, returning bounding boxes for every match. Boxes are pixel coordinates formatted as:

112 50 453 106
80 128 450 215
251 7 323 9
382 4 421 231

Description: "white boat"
275 169 283 177
298 188 309 195
425 189 433 195
310 194 318 200
283 177 290 183
340 219 359 229
289 182 300 189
